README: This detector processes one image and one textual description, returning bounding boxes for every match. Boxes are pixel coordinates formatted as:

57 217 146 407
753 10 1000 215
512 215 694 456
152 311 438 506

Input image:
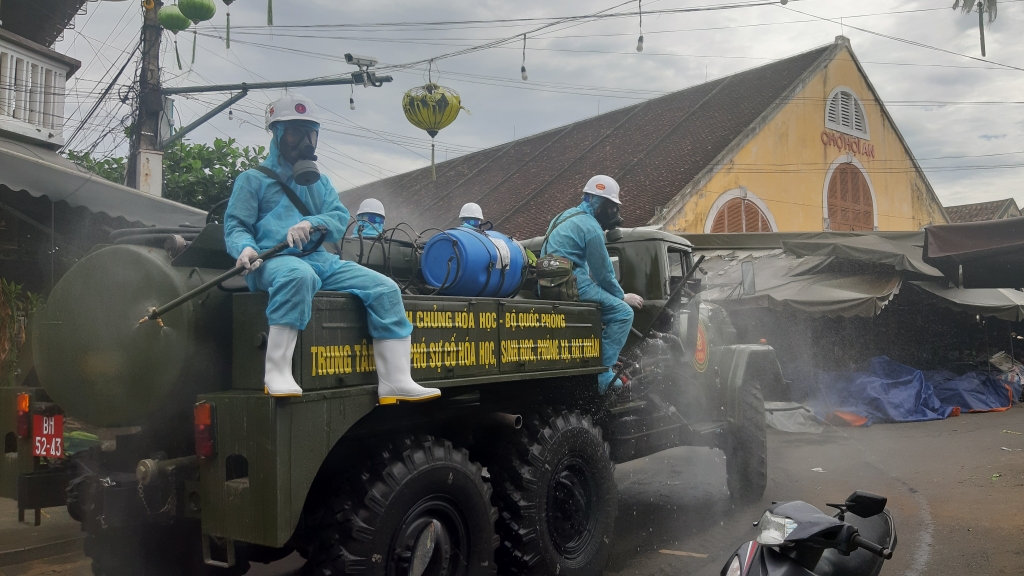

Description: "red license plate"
32 414 64 458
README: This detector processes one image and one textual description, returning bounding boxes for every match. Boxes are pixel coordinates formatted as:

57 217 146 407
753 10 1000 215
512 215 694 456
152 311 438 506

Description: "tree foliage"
65 138 267 212
0 279 43 385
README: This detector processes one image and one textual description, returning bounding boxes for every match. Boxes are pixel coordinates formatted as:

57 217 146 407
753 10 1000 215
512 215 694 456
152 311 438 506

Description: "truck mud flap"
17 469 71 525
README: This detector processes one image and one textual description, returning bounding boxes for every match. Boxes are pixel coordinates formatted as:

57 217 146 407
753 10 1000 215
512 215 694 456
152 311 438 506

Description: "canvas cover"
923 218 1024 289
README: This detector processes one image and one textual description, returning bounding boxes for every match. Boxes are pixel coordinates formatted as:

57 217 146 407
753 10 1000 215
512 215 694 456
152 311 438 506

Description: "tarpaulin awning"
910 282 1024 322
0 136 206 227
923 218 1024 289
697 249 902 317
781 235 942 277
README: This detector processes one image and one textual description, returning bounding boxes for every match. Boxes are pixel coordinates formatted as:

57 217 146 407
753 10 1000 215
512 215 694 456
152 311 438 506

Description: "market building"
343 36 949 238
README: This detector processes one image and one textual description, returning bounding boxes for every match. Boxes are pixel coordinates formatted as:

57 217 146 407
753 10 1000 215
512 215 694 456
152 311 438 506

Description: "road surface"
4 406 1022 576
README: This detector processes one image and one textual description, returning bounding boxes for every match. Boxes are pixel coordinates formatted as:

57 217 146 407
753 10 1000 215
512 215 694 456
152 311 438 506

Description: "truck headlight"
756 511 797 545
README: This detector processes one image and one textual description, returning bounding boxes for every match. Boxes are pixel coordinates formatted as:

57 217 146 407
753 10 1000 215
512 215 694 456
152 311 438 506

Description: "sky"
55 0 1024 208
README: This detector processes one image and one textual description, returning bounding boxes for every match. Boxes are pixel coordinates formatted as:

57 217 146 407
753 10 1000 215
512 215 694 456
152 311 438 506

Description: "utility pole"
125 0 164 195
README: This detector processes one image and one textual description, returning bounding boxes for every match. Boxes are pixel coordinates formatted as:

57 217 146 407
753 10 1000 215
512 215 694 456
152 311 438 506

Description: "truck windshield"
668 247 689 293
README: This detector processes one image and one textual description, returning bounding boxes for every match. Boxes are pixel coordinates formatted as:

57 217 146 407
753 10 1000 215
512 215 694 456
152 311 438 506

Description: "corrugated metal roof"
341 43 834 239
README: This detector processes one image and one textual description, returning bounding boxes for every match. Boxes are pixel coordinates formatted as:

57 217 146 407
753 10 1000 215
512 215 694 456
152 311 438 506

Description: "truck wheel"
306 436 498 576
488 410 617 576
725 380 768 504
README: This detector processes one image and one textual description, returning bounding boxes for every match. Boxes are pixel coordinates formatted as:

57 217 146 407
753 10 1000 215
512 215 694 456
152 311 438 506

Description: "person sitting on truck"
351 198 386 238
541 175 644 393
224 93 441 404
459 202 485 229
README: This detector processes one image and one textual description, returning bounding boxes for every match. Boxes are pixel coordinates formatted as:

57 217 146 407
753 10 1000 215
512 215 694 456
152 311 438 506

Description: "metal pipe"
477 412 522 429
161 74 393 95
159 89 248 149
136 455 200 486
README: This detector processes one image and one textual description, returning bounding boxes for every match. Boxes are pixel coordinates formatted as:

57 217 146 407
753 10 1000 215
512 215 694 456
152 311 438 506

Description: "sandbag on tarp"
791 357 956 426
926 371 1020 413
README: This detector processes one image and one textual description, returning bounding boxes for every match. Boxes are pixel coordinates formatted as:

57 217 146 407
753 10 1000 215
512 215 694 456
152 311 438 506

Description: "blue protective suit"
351 220 384 238
541 198 633 392
224 122 413 338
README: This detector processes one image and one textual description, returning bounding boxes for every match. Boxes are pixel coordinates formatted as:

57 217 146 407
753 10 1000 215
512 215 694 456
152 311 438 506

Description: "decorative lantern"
223 0 235 48
158 4 191 70
402 83 467 181
178 0 217 24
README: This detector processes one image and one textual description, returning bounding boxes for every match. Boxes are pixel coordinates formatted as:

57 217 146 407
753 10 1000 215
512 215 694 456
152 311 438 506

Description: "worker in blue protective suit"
351 198 386 238
224 93 440 404
459 202 485 229
540 175 644 393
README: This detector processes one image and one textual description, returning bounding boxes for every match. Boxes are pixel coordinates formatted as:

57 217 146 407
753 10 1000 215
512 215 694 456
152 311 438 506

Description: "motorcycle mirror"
844 491 887 518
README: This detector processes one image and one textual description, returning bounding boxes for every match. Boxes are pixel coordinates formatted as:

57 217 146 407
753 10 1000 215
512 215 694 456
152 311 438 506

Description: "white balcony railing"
0 34 71 147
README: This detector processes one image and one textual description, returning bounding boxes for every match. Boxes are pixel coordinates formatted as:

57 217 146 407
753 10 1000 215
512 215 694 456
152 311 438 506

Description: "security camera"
345 54 378 68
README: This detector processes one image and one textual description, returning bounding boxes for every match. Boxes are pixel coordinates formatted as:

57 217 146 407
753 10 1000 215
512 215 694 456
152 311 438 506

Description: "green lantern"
179 0 217 24
158 5 191 70
402 83 467 181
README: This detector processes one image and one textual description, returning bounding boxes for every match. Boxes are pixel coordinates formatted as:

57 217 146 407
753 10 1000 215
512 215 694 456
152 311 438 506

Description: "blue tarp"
927 370 1021 413
790 357 1019 426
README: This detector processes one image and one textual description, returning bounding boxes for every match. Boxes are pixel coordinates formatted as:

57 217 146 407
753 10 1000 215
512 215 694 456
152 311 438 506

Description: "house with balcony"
0 0 203 294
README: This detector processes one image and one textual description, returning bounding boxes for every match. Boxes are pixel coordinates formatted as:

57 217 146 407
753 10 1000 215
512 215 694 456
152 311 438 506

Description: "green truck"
1 224 782 576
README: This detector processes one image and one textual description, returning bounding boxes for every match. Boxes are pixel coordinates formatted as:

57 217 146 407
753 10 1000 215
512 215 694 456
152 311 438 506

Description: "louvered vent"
825 88 869 138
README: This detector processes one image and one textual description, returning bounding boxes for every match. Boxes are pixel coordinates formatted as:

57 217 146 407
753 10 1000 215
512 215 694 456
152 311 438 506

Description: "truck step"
689 421 726 435
608 399 647 414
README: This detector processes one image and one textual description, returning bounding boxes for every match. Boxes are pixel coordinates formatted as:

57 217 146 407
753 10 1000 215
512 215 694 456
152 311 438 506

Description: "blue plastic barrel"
420 228 527 297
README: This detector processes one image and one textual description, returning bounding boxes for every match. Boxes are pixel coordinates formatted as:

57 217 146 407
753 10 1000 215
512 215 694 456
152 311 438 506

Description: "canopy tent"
923 218 1024 289
688 231 1024 321
0 136 205 227
910 282 1024 322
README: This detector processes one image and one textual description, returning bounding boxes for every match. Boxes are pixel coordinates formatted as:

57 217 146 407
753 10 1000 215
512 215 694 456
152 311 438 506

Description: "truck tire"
488 410 617 576
306 436 498 576
724 380 768 504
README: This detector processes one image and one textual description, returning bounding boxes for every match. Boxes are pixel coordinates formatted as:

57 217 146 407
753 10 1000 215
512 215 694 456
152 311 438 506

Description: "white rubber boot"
264 325 303 397
374 337 441 405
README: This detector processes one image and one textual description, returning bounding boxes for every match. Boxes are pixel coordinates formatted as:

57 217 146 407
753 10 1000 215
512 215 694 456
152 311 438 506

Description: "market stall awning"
910 281 1024 322
923 218 1024 289
697 249 902 317
0 137 205 227
781 235 942 277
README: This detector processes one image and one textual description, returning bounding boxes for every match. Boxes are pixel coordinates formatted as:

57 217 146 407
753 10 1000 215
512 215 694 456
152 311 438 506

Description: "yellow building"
344 37 948 238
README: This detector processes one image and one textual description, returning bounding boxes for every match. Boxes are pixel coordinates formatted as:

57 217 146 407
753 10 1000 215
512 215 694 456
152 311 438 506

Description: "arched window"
826 163 875 231
709 197 773 233
825 87 869 138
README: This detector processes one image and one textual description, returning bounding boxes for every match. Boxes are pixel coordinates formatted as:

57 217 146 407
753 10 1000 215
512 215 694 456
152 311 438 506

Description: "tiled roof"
341 43 834 239
944 198 1021 223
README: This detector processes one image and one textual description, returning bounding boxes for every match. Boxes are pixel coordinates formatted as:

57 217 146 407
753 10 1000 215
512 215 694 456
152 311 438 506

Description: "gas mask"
594 199 622 231
280 123 321 186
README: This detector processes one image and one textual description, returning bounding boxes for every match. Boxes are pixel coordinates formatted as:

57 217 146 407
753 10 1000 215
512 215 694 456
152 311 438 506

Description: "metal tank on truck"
2 210 782 576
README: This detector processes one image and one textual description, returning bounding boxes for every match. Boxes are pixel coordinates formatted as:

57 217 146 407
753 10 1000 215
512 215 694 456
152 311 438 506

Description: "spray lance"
613 254 706 383
138 226 329 325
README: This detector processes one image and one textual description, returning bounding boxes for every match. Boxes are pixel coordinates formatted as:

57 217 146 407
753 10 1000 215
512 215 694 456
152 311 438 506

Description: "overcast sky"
57 0 1024 208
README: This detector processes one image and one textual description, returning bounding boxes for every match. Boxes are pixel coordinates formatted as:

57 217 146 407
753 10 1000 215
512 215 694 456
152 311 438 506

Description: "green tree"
0 279 42 386
65 138 266 212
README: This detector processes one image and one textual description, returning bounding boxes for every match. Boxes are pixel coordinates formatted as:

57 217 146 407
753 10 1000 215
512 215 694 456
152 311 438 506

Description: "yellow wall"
664 46 947 233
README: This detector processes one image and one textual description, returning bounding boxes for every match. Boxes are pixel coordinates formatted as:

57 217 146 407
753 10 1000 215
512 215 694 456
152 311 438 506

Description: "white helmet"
582 175 621 205
357 198 385 217
459 202 484 220
265 93 322 129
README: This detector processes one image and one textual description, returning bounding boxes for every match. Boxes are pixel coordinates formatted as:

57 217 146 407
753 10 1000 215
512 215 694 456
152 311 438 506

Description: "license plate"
32 415 64 458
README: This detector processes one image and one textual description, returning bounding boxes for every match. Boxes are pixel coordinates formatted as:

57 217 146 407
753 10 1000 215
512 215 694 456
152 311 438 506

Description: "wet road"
5 407 1022 576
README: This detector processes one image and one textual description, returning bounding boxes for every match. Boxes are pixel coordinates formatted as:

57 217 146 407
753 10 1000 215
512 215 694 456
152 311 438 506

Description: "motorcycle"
722 491 897 576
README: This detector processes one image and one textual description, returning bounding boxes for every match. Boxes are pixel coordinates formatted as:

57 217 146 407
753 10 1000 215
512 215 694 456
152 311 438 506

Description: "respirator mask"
281 124 321 186
594 198 622 231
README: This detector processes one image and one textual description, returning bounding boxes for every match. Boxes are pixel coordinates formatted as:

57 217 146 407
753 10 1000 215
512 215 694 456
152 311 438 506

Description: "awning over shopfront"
0 136 205 227
689 231 1024 321
923 218 1024 289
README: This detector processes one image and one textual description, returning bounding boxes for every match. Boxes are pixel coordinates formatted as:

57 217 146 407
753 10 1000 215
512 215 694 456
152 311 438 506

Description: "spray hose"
138 225 329 325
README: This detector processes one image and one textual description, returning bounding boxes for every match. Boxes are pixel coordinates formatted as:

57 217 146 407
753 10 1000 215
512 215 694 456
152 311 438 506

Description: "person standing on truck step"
541 175 644 393
352 198 386 238
224 93 441 403
459 202 485 229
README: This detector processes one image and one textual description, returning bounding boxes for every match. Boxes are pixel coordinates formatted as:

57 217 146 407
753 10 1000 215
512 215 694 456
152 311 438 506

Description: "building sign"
821 129 875 159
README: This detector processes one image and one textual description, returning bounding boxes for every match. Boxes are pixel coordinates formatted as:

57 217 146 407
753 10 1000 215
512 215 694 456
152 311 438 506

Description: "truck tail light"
16 393 30 438
194 401 215 459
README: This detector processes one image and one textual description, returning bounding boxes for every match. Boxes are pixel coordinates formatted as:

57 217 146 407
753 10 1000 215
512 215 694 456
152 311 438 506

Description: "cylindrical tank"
420 228 527 297
32 244 233 427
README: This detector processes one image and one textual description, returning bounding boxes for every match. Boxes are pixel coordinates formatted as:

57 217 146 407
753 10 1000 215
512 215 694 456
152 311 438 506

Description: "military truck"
0 223 781 576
